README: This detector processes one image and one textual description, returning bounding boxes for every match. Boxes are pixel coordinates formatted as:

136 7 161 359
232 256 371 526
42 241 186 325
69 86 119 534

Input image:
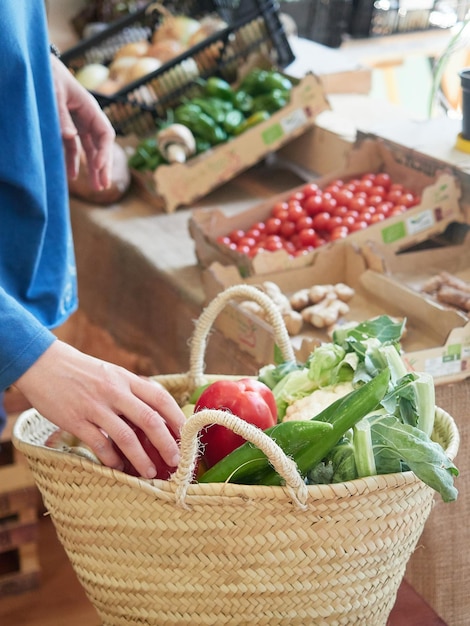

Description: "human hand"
14 340 185 478
50 55 116 192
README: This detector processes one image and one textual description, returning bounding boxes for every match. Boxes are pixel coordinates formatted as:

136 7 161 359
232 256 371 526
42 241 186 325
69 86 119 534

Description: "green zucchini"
198 420 333 485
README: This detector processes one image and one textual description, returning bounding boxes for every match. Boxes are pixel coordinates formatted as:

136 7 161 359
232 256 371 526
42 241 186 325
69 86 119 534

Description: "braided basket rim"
13 403 459 507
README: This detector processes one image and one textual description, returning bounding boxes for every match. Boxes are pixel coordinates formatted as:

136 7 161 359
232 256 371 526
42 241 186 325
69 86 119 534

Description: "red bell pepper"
194 378 277 468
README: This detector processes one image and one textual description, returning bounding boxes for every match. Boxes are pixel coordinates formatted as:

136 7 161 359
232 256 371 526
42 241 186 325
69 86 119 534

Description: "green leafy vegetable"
353 414 459 502
256 315 458 502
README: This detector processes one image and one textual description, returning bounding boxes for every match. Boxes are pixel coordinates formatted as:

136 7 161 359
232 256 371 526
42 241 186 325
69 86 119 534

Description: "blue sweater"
0 2 78 390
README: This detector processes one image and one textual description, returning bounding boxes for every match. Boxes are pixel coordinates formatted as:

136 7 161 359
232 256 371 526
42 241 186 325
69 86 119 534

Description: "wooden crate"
0 414 41 596
0 542 41 597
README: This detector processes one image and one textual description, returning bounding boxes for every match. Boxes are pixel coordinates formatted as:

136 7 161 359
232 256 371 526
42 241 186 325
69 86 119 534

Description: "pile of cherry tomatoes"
216 172 421 258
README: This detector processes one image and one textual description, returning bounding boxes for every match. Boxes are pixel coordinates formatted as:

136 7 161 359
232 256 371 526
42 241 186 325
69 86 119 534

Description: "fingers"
75 397 183 479
80 125 114 191
104 378 186 475
15 342 186 479
71 420 125 471
51 56 115 192
62 133 81 180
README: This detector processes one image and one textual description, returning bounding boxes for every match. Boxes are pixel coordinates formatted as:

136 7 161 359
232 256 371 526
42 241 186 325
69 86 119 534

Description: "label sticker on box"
279 108 308 136
406 209 435 234
424 355 462 377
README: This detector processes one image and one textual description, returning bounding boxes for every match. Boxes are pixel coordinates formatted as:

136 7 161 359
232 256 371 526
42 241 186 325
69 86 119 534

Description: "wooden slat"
0 508 38 554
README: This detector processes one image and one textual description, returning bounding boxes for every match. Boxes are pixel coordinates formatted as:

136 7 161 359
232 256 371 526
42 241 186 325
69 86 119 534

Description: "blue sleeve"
0 287 56 390
0 1 78 390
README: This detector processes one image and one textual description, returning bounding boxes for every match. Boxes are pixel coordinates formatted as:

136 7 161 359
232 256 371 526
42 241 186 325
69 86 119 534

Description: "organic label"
381 221 406 244
262 123 283 145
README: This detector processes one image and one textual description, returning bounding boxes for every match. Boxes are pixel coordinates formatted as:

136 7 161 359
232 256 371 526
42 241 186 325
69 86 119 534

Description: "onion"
187 16 227 47
126 57 162 83
109 56 138 81
75 63 110 90
95 78 123 95
147 38 187 63
152 15 200 46
114 40 150 59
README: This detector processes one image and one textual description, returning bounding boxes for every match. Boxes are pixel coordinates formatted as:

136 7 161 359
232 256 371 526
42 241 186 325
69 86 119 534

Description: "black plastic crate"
61 0 294 136
278 0 353 48
349 0 467 38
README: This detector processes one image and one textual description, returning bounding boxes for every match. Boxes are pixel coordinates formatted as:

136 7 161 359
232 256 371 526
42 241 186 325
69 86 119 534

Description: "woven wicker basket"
13 285 460 626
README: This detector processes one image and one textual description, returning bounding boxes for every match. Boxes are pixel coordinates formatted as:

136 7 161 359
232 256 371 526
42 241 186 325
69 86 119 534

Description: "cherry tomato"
252 221 267 232
304 194 325 216
330 226 349 240
296 215 314 232
341 215 356 229
349 220 368 232
370 213 386 223
333 189 354 206
349 196 367 212
246 227 263 242
368 185 386 198
333 205 348 217
374 172 392 189
389 205 407 216
271 201 289 218
301 183 320 198
279 220 297 239
298 227 318 248
283 240 297 256
289 191 305 203
263 236 284 251
238 236 256 248
228 229 245 243
398 192 417 208
287 204 306 222
322 196 337 213
195 378 277 468
325 215 343 232
356 179 374 194
344 178 361 192
375 201 393 217
265 217 282 235
312 212 331 231
236 244 252 255
359 211 374 225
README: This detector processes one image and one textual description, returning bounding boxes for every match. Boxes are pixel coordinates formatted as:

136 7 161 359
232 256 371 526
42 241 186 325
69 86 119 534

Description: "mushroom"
156 124 196 164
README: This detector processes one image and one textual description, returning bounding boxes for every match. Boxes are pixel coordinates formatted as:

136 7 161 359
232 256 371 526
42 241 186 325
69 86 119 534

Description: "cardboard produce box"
189 132 464 275
366 234 470 383
131 72 330 212
201 241 470 384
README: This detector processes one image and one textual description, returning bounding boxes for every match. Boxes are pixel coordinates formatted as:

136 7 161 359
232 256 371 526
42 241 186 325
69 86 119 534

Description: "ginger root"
290 283 355 330
239 281 355 335
421 271 470 313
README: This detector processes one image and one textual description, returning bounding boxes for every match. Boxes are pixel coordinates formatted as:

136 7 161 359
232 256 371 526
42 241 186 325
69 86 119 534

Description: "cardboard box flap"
363 232 470 293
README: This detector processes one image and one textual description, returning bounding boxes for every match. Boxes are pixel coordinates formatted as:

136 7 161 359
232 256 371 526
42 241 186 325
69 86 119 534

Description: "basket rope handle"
171 408 308 510
189 284 295 388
